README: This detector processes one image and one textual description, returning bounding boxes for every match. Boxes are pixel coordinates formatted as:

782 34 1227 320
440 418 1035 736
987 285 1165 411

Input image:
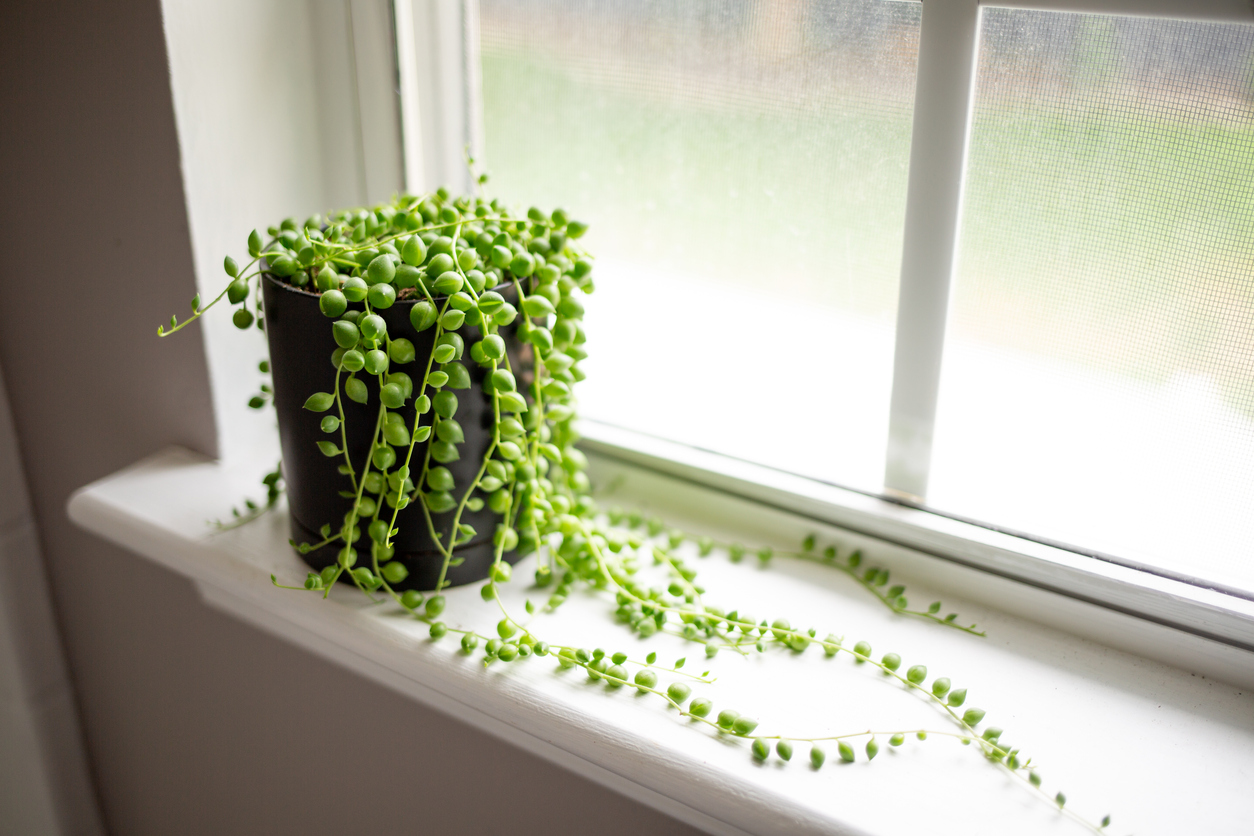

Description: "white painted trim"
393 0 427 194
401 0 476 195
348 0 406 203
981 0 1254 23
885 0 981 500
66 447 1254 835
463 0 486 167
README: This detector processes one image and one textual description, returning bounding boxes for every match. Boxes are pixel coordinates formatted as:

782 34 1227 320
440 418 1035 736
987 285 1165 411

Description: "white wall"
160 0 403 467
0 364 103 836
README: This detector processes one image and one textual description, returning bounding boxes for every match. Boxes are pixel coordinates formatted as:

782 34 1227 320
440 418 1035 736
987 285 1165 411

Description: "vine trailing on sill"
162 179 1117 835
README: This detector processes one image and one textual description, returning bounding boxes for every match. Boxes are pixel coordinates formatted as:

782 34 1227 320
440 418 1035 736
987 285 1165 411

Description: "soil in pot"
261 272 527 591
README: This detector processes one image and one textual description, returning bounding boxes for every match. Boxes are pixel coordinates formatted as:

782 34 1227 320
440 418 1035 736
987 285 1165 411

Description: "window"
931 8 1254 595
479 0 921 493
398 0 1254 636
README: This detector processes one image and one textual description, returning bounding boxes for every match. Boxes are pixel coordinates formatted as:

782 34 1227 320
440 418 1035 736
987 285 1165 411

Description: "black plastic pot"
261 273 524 590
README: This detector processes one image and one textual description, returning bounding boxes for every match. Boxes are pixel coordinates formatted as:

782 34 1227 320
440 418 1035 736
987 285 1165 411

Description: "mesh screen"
931 9 1254 591
479 0 920 492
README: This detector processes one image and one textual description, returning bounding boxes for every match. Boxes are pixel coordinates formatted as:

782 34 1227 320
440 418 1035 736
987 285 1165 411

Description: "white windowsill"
68 447 1253 836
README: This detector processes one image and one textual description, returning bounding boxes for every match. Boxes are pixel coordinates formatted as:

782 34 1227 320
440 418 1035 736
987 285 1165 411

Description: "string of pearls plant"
161 184 1116 835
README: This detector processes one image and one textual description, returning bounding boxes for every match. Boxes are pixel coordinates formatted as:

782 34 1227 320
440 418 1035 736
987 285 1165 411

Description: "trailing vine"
162 185 1117 834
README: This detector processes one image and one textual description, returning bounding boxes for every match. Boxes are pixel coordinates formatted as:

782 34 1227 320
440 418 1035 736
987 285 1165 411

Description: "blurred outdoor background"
477 0 1254 591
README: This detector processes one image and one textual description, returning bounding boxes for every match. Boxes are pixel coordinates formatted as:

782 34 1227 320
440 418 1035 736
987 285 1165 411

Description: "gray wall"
0 1 700 833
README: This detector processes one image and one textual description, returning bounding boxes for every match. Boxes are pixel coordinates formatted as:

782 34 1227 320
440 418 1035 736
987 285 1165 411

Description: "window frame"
391 0 1254 653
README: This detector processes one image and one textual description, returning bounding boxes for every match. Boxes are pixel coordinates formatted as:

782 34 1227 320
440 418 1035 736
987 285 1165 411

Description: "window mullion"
883 0 982 502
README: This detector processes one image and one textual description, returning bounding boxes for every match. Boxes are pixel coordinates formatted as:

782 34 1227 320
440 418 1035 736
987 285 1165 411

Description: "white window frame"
387 0 1254 656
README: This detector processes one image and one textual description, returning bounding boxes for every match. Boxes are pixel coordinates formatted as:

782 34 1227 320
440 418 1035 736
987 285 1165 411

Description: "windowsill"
68 447 1253 836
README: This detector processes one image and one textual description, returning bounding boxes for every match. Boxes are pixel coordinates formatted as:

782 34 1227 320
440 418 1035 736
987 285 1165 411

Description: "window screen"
930 9 1254 592
479 0 921 493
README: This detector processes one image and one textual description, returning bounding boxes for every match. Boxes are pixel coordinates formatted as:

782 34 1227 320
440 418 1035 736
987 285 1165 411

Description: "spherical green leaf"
490 369 516 392
433 391 458 418
368 282 396 309
315 265 339 291
410 300 438 332
345 377 368 403
492 302 517 327
339 349 365 372
371 445 396 470
497 391 527 413
320 289 347 318
342 276 368 302
434 271 464 295
381 561 409 584
435 419 463 444
387 371 413 400
424 490 455 513
395 264 421 289
477 291 505 314
440 309 465 330
401 235 426 266
388 338 415 364
443 363 471 389
366 254 395 286
521 296 554 318
227 279 248 304
380 383 405 409
269 254 298 277
382 421 409 447
666 682 691 703
426 466 454 492
333 320 359 349
510 252 535 277
364 349 389 375
359 313 386 342
303 392 335 412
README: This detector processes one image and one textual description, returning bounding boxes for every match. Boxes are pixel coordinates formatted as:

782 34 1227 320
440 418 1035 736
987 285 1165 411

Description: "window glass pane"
480 0 920 492
931 9 1254 591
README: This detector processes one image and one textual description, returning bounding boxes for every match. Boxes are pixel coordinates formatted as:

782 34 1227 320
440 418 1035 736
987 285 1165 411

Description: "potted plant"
160 187 1112 834
165 186 593 604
